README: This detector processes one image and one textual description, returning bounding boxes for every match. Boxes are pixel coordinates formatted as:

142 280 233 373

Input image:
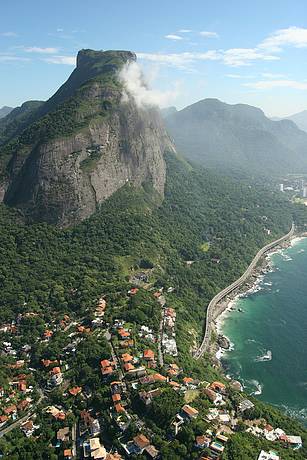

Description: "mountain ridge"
165 98 307 175
0 106 13 119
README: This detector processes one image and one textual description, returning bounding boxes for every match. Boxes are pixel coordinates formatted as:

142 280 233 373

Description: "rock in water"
217 334 231 349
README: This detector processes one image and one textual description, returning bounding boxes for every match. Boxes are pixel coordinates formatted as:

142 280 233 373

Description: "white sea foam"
250 379 263 395
215 347 224 360
281 404 307 424
254 349 272 362
290 236 306 248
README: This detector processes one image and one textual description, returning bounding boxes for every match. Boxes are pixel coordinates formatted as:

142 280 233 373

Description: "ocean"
220 237 307 425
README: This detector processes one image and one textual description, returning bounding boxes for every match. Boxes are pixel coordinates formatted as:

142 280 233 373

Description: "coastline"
194 224 296 360
214 233 307 363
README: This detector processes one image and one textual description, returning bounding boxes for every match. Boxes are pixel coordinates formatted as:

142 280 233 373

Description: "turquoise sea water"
220 237 307 425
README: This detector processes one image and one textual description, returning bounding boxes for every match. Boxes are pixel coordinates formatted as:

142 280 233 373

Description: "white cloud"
244 79 307 90
1 31 18 37
164 34 183 41
178 29 192 33
261 72 287 79
200 31 219 38
137 51 221 69
259 26 307 51
138 48 278 68
43 55 76 65
56 28 64 32
119 61 180 108
223 48 279 66
24 47 59 54
226 73 255 79
0 54 29 62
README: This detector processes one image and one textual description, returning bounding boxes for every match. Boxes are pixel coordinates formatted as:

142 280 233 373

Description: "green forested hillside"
0 152 294 326
1 153 307 459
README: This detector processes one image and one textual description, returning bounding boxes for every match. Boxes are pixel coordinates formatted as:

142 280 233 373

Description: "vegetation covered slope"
0 100 44 147
0 106 13 120
0 152 295 327
165 98 307 175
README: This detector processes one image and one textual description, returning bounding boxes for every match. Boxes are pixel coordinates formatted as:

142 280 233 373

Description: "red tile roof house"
21 419 35 437
4 404 17 416
118 328 131 339
112 394 121 403
151 373 168 383
17 399 31 411
101 359 117 378
41 359 58 368
68 386 82 396
143 349 155 361
121 353 133 364
167 363 180 377
210 381 227 394
114 403 125 413
0 415 8 427
195 435 211 449
18 380 27 392
124 363 135 372
43 330 53 339
181 404 199 420
133 434 151 453
183 377 195 386
51 366 61 375
63 449 73 459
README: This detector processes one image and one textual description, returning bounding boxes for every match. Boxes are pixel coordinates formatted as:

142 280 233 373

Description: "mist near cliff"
119 61 179 109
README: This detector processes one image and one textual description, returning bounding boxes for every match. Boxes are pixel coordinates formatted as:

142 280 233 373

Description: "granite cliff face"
0 49 175 226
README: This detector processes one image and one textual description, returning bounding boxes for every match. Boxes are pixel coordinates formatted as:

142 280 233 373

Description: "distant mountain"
0 49 175 226
165 98 307 175
284 110 307 133
160 106 177 118
0 106 13 119
0 100 44 146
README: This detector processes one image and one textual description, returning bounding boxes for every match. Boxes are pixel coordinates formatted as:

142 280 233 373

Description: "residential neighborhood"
0 283 304 459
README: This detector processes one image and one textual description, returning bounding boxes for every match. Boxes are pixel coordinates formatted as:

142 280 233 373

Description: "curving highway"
194 223 295 360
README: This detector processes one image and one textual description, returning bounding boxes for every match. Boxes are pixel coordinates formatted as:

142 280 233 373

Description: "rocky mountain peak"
76 49 136 70
0 49 175 226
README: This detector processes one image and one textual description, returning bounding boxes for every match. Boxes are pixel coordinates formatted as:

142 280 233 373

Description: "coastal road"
194 223 295 360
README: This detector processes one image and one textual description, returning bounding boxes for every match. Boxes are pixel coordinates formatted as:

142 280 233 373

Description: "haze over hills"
282 110 307 133
0 49 175 226
0 100 44 147
165 98 307 175
0 106 13 119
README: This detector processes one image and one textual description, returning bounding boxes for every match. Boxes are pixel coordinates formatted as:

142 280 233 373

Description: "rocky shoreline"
211 233 305 365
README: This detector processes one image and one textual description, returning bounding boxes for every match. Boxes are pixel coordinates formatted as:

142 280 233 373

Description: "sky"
1 0 307 117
